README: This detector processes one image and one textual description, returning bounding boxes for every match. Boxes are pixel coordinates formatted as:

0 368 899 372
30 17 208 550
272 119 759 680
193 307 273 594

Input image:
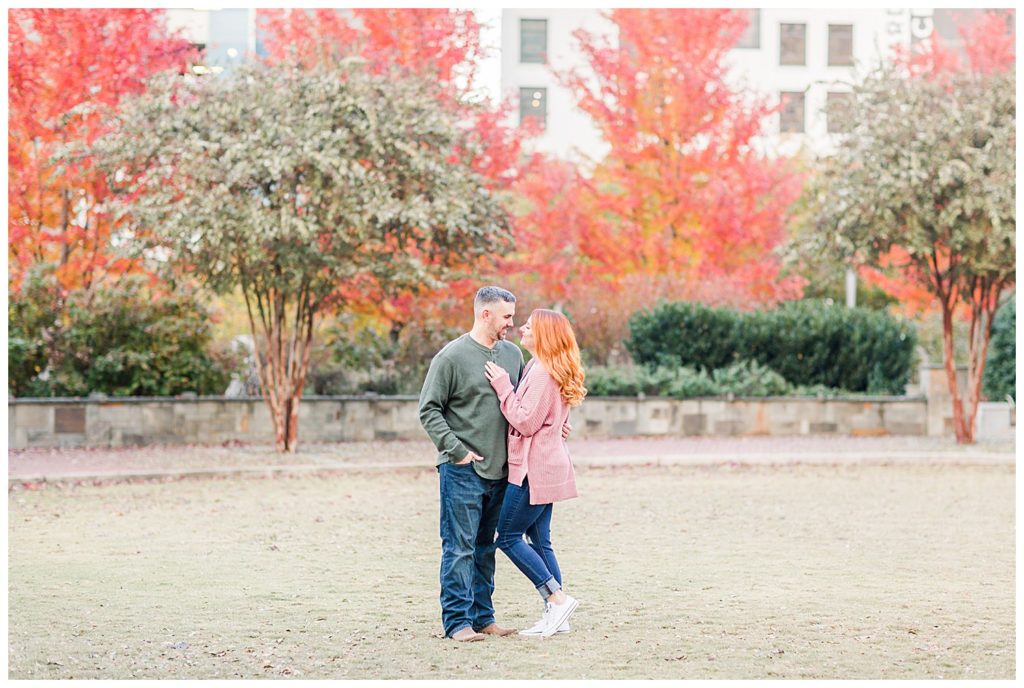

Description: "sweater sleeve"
418 353 469 462
490 369 557 438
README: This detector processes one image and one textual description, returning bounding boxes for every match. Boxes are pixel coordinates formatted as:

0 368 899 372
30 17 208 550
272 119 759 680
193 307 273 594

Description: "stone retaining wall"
9 395 935 449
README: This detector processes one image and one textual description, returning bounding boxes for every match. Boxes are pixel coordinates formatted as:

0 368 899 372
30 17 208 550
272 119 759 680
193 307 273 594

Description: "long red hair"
530 309 587 407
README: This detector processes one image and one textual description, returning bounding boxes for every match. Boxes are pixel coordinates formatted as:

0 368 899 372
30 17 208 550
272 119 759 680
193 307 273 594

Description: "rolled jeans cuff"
536 576 561 599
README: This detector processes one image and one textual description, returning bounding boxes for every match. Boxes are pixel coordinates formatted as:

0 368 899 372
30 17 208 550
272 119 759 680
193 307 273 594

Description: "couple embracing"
418 286 586 641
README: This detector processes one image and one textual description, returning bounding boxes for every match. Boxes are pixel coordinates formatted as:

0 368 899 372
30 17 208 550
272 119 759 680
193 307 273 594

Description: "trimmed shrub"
665 367 720 398
710 360 791 397
983 295 1015 401
584 365 675 397
626 301 740 371
627 299 916 394
585 362 793 399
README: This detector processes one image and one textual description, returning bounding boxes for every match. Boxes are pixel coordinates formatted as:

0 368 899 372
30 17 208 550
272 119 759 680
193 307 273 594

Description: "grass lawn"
8 461 1015 679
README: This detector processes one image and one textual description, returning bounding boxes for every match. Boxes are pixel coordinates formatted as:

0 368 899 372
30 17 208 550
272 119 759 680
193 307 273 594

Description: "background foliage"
626 300 917 394
9 269 235 397
982 295 1016 401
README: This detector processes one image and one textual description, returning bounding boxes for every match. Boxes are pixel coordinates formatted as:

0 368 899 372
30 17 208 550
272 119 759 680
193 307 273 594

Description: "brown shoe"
476 623 517 637
451 627 485 642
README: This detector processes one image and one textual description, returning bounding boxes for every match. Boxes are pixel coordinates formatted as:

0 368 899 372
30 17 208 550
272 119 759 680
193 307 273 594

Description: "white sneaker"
519 603 572 636
518 616 548 636
539 595 578 638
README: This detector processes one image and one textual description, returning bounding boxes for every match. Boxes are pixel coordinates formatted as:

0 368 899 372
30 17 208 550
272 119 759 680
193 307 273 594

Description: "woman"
483 308 587 638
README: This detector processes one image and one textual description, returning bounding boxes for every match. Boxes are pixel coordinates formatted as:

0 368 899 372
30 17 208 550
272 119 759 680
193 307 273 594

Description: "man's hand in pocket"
455 451 484 465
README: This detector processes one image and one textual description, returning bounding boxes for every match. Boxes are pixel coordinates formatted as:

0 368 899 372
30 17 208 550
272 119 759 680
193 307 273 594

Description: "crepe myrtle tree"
85 61 512 452
807 64 1014 443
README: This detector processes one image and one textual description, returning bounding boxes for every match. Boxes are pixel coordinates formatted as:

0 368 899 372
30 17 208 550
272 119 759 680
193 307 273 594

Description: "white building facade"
499 8 980 161
164 8 1003 160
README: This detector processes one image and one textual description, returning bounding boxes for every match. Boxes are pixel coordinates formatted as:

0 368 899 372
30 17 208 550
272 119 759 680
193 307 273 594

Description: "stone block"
15 404 50 429
887 422 926 435
54 406 86 434
808 422 838 434
26 429 55 446
850 427 889 437
769 420 800 435
682 413 707 435
611 420 637 436
141 406 175 433
636 401 673 435
713 419 743 435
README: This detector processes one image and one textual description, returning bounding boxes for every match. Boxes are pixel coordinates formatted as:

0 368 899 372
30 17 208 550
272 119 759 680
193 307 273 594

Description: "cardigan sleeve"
490 367 558 437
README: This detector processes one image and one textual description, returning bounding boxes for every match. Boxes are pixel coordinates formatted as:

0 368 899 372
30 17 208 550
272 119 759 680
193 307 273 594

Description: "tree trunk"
282 313 315 452
242 282 318 453
58 187 72 266
962 279 1004 444
939 300 971 443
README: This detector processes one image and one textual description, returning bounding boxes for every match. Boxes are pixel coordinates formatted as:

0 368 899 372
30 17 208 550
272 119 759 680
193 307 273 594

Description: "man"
419 286 570 642
419 286 523 642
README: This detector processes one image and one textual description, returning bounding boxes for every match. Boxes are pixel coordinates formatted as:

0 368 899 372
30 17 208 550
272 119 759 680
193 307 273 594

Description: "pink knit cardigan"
489 360 578 505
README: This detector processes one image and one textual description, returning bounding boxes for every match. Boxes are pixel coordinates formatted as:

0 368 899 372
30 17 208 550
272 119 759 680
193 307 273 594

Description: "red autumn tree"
499 159 584 311
257 9 527 335
557 9 806 309
8 9 194 292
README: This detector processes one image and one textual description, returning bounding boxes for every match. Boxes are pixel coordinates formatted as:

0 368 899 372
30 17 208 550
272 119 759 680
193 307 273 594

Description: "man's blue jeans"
495 477 562 599
438 461 507 637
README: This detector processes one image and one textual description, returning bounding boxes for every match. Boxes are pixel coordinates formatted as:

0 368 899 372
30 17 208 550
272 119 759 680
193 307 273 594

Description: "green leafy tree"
86 61 510 451
807 64 1014 443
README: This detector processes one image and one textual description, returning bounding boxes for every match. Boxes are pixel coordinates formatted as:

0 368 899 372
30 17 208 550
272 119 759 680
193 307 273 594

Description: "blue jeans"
496 477 563 599
438 461 507 637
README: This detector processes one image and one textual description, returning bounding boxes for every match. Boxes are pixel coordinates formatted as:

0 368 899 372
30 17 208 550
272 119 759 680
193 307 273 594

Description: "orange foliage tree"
557 9 805 312
8 9 193 292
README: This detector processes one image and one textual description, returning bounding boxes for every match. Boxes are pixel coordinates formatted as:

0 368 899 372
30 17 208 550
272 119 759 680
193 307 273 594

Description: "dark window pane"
520 18 547 64
736 9 761 49
828 24 854 66
780 91 805 133
826 92 853 133
519 87 547 128
780 23 806 65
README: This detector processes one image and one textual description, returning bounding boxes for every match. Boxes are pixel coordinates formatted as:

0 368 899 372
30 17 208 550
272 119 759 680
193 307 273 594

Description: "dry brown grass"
8 461 1014 679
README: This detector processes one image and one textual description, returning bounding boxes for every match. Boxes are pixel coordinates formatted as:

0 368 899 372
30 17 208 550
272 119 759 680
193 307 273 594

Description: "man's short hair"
474 286 516 313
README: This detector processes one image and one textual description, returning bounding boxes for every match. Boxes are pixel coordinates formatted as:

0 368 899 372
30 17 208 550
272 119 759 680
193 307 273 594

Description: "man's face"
485 301 516 341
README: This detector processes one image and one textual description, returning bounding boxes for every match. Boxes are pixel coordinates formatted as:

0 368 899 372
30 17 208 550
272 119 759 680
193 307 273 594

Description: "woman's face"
519 317 535 352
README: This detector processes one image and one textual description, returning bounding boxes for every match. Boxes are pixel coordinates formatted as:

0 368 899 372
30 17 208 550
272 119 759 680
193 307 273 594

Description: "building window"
779 23 806 65
780 91 805 133
826 91 853 133
735 10 761 49
828 24 854 66
520 87 547 128
520 18 547 64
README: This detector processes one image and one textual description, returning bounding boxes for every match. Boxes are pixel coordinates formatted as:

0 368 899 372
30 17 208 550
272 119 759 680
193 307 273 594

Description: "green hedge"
983 295 1015 401
9 268 235 397
585 361 855 398
626 300 916 394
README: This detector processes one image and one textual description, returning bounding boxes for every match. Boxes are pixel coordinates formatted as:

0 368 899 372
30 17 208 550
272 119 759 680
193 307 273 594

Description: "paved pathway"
8 435 1015 485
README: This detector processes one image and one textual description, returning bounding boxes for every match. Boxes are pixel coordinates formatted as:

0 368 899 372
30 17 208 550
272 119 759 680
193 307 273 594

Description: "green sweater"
418 333 525 480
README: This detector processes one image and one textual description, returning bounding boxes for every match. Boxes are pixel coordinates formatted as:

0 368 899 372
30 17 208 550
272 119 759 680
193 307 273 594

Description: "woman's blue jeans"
496 477 563 599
